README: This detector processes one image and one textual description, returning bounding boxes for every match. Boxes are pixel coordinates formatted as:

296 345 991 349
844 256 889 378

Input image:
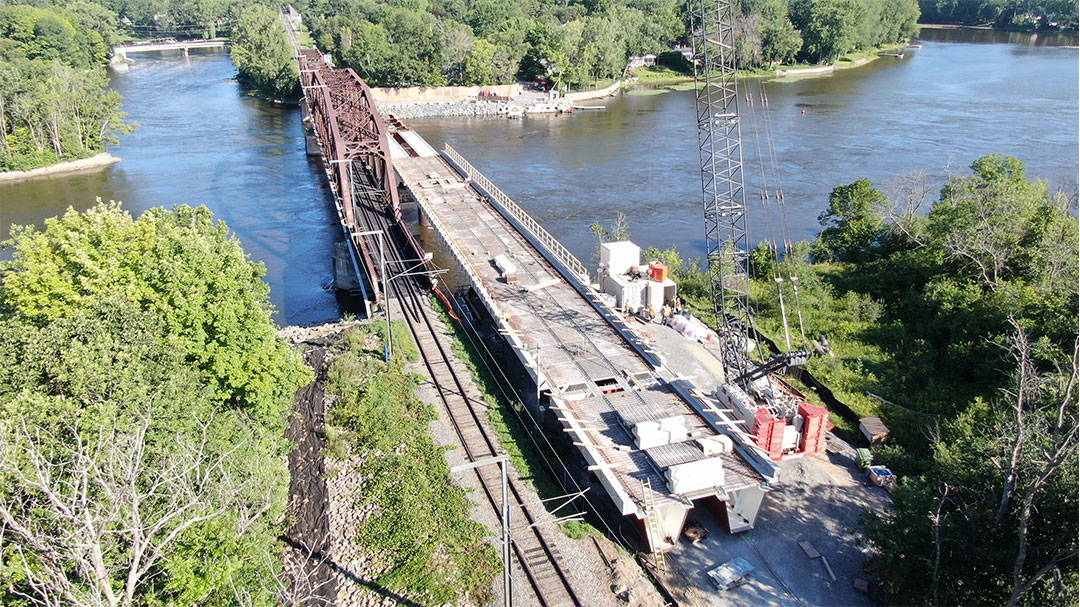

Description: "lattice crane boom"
690 0 754 378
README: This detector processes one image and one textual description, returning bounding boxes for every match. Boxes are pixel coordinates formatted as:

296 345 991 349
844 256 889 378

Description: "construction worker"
647 303 655 322
661 304 671 323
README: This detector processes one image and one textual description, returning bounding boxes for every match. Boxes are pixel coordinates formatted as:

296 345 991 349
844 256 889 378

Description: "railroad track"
348 163 583 607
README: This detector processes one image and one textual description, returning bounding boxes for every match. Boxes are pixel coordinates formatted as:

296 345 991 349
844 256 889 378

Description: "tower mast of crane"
690 0 754 378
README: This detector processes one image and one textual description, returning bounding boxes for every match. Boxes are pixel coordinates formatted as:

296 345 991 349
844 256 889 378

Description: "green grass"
322 322 499 604
772 63 833 72
629 65 693 84
663 81 699 92
626 88 671 96
353 319 419 362
569 77 617 92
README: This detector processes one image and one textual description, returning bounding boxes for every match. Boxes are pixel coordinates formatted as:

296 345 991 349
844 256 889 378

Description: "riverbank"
0 152 120 182
378 99 508 119
626 45 905 94
920 22 1079 34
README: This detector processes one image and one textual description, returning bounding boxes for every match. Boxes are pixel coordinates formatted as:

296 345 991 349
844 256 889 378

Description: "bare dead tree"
929 483 950 607
226 540 335 607
994 318 1039 525
994 322 1080 607
883 169 932 247
0 402 273 607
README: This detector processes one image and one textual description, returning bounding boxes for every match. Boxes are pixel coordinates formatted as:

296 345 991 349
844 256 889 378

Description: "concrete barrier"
564 80 623 102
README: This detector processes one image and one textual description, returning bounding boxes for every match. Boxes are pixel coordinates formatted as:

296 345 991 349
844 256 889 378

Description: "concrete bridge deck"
112 39 229 59
391 128 776 550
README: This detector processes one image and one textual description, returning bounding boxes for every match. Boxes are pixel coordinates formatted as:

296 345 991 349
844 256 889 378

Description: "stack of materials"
633 416 688 449
667 314 719 344
665 458 725 495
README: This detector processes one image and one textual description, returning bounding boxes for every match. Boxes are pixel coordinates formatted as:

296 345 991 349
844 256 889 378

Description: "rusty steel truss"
298 49 400 303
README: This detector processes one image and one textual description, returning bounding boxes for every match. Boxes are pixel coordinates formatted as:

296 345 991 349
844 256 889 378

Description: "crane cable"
758 86 809 348
743 84 793 353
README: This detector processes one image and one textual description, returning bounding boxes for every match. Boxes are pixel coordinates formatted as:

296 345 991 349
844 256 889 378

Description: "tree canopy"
1 201 310 422
0 3 133 171
789 155 1078 605
231 4 298 100
0 202 311 605
814 177 887 262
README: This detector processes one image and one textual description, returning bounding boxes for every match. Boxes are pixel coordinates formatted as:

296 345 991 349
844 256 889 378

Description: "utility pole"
450 455 512 607
356 230 390 359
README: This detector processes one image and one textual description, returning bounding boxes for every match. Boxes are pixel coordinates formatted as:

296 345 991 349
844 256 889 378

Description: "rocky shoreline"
380 100 510 119
0 152 120 182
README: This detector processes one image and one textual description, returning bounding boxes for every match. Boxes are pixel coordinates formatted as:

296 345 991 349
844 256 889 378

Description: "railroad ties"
389 126 779 555
292 34 584 605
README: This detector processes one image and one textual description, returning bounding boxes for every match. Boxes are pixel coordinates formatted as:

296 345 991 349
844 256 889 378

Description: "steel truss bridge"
297 48 400 305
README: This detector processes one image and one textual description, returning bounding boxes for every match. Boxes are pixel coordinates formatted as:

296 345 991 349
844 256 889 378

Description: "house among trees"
628 54 656 68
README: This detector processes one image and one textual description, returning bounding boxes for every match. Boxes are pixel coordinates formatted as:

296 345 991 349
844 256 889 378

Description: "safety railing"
402 176 544 382
443 144 590 283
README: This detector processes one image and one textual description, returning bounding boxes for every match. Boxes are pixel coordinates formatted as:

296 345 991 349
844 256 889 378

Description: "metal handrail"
443 144 589 283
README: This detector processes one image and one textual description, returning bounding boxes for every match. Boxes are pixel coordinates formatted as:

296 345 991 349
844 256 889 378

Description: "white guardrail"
443 144 590 283
400 175 545 386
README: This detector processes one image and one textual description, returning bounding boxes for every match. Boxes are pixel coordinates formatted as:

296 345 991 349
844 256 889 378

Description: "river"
409 28 1078 262
0 50 346 324
1 29 1076 323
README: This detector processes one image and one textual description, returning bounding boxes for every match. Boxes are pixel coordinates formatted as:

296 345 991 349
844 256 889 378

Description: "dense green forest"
304 0 920 89
643 154 1078 605
919 0 1078 30
0 202 312 605
0 3 133 170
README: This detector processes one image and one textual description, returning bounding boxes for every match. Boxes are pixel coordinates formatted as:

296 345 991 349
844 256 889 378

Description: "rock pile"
380 100 509 119
325 455 397 607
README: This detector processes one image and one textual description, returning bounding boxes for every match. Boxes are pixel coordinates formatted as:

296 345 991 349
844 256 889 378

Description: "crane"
689 0 820 461
689 0 755 381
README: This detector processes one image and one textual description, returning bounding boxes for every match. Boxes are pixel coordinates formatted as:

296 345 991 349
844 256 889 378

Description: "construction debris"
707 557 754 590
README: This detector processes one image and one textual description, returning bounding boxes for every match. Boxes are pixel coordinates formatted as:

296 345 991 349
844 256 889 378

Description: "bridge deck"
394 148 764 518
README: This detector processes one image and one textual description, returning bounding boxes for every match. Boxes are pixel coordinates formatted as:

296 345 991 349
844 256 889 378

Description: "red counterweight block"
753 408 786 460
798 402 828 454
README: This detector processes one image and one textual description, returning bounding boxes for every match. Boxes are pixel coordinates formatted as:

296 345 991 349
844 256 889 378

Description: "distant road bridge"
112 39 229 61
